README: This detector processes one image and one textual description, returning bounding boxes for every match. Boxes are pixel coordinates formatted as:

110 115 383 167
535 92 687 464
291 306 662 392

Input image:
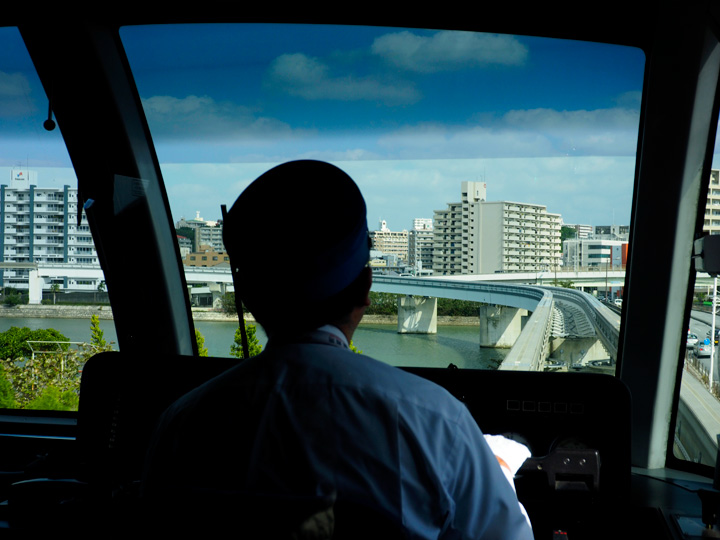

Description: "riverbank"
0 305 480 326
0 304 115 320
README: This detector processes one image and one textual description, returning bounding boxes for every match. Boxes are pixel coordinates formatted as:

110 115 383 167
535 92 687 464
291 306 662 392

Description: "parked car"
614 298 623 307
687 332 699 349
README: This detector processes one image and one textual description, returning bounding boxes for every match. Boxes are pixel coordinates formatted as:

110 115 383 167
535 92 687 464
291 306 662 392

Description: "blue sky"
0 23 709 232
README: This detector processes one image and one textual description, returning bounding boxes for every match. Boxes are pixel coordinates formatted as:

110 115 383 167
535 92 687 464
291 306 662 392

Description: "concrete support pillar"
479 305 527 348
28 269 42 305
397 295 437 334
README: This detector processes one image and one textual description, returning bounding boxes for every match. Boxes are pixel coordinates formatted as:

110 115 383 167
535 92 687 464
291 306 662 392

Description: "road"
689 310 720 383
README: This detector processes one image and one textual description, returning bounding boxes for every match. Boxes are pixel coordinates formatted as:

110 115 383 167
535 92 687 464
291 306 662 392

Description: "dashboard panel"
404 367 632 538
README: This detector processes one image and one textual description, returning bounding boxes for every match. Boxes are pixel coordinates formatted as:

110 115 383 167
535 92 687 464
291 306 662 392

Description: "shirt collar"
315 324 350 349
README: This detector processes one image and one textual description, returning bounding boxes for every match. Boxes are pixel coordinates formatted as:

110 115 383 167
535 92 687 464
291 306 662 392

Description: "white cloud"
0 71 34 116
376 124 556 159
371 31 528 73
502 107 639 131
266 53 421 105
370 106 638 160
501 107 640 156
142 95 295 140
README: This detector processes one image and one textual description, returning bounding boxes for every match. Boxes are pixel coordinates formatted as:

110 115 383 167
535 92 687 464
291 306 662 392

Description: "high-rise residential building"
369 220 409 262
196 225 224 252
176 211 224 252
0 170 98 289
433 181 561 275
409 218 434 276
705 169 720 235
432 181 486 275
177 235 193 257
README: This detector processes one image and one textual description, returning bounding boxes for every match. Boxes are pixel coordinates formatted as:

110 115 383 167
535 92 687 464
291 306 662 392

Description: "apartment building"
433 181 562 275
705 169 720 235
409 218 434 276
369 220 409 262
176 211 225 252
0 170 99 289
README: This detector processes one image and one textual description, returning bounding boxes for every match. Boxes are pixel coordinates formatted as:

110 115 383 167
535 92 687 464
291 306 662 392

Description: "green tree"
3 293 22 307
349 340 362 354
1 344 84 408
50 283 61 305
90 314 107 348
176 227 196 248
366 292 399 315
195 329 209 357
437 298 483 316
26 386 78 411
219 292 237 315
230 321 262 359
95 280 106 304
560 225 577 252
0 319 113 411
0 365 17 408
0 327 69 361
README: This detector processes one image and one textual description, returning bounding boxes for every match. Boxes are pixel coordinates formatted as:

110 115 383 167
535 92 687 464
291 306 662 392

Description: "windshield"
120 23 643 370
0 26 117 412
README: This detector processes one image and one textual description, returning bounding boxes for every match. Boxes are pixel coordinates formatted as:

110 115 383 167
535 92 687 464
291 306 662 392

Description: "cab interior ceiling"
2 0 720 536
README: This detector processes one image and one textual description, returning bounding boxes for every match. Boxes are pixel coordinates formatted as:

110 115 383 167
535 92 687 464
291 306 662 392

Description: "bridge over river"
371 276 620 372
21 264 621 372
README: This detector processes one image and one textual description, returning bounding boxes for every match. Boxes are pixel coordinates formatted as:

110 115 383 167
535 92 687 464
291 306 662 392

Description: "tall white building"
705 169 720 235
0 170 99 290
433 181 561 275
409 218 434 276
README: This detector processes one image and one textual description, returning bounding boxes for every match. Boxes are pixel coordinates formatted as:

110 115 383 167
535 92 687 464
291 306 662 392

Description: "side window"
677 163 720 466
0 27 117 412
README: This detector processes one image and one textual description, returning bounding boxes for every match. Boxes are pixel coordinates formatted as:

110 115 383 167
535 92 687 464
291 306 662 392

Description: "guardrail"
499 288 554 371
371 276 546 312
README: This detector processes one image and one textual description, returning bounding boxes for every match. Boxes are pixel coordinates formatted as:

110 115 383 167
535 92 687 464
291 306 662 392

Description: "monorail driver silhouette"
142 160 533 539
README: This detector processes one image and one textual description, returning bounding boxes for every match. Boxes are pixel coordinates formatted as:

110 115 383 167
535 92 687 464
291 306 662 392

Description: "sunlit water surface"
0 318 506 369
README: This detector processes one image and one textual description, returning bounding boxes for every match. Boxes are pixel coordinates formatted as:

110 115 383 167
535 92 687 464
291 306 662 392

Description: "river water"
0 317 506 369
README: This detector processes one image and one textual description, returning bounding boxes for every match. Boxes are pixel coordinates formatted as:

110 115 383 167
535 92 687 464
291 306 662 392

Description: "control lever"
518 448 600 492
